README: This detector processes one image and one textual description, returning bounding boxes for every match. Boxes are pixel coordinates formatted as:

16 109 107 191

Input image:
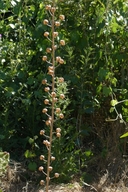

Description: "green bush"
0 0 128 183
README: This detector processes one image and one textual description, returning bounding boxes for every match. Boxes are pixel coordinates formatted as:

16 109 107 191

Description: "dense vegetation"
0 0 128 183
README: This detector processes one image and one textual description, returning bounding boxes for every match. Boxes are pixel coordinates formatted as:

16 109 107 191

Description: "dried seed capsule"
60 40 65 46
43 140 47 145
55 21 60 27
42 108 47 113
40 155 45 160
38 166 44 171
40 130 45 135
51 92 56 97
43 19 49 25
44 99 49 105
60 94 65 99
56 56 61 63
46 48 52 53
48 116 52 121
51 156 55 161
40 180 45 185
42 79 47 85
56 108 61 113
45 4 51 10
59 15 65 21
48 166 53 172
44 87 50 92
59 58 64 64
53 97 58 102
44 140 50 146
44 32 49 37
56 128 61 133
47 141 50 147
53 32 58 38
48 66 54 71
59 113 64 119
46 177 50 181
42 56 47 61
56 132 61 138
51 7 56 13
45 120 51 126
54 173 59 178
58 77 64 83
53 45 57 50
48 70 54 76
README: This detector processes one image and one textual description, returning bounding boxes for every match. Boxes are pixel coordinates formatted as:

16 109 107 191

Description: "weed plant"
38 1 67 191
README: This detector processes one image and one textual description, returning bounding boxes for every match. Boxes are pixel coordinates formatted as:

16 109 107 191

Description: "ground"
1 157 128 192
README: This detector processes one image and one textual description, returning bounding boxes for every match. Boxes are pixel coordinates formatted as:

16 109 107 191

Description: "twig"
81 180 98 192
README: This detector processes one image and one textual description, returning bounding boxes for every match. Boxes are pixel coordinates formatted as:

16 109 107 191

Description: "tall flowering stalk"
39 1 65 191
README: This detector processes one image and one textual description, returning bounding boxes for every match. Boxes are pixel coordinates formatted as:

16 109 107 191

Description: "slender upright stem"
46 1 55 191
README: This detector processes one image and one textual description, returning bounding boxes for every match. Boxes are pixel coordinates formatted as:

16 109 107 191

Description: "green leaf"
9 23 15 29
85 150 93 157
103 86 112 96
120 132 128 138
97 83 102 94
0 135 5 140
11 0 17 6
24 150 36 158
33 135 38 140
110 99 118 106
28 162 37 171
28 138 34 144
98 68 109 81
109 107 115 113
124 101 128 106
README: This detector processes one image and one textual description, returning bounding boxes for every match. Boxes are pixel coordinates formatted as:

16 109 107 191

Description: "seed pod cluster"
39 2 66 191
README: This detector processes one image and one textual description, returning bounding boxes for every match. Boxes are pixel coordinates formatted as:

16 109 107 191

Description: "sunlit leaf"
24 150 36 158
120 132 128 138
11 0 16 6
28 138 34 144
9 23 15 29
85 150 93 157
110 99 118 106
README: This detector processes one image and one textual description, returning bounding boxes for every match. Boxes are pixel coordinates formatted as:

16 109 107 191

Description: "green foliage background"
0 0 128 183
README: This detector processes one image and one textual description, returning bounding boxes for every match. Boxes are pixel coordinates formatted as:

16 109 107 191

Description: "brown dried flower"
42 108 48 113
54 173 59 178
45 4 51 10
39 166 44 171
55 21 60 27
44 99 49 105
42 56 47 61
58 77 64 83
40 130 45 135
56 132 61 138
40 155 45 160
42 79 47 84
60 40 65 46
59 15 65 21
40 180 45 185
46 48 52 53
43 19 49 25
44 32 49 37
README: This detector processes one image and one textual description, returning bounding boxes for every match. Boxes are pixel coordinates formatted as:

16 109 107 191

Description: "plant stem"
46 1 55 191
